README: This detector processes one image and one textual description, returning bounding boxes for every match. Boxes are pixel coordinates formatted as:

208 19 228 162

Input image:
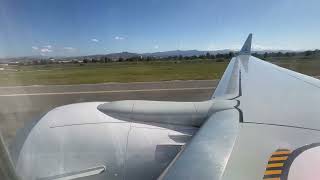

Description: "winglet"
239 33 252 55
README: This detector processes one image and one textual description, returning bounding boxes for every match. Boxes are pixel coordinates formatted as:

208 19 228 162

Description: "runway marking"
0 87 214 97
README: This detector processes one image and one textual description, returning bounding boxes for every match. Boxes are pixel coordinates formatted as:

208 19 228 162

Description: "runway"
0 80 218 145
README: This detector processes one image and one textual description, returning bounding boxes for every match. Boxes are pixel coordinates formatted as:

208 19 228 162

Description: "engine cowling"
10 102 198 180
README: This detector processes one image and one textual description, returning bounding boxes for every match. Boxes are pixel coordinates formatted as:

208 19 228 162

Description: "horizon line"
0 48 315 59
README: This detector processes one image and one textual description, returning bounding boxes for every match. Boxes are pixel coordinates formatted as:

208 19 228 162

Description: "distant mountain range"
144 50 210 57
0 49 301 63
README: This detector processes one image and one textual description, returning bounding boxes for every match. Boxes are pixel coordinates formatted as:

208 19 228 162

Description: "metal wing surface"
160 34 320 180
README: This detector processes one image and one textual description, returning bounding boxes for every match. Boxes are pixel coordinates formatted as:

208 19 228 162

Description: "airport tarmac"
0 80 218 145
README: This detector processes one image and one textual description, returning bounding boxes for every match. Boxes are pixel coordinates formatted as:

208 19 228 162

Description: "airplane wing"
160 34 320 180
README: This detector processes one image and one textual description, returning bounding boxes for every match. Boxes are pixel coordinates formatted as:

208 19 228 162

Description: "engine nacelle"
10 102 198 180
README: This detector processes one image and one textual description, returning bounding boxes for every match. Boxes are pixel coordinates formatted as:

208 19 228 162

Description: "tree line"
80 52 236 63
254 49 320 59
80 50 320 63
18 49 320 65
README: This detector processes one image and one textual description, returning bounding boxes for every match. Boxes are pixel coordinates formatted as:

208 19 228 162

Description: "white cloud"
64 47 76 51
91 38 99 42
252 44 281 51
32 45 53 52
40 48 53 53
114 36 125 40
44 45 52 49
207 43 241 51
31 45 53 55
208 42 285 51
154 45 159 49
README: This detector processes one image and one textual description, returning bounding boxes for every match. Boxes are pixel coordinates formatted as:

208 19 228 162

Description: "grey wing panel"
238 55 320 130
159 109 239 180
213 52 320 130
222 123 320 180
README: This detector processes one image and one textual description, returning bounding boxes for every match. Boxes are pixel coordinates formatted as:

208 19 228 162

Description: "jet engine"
9 99 236 180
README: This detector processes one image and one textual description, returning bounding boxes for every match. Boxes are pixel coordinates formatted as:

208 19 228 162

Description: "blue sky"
0 0 319 57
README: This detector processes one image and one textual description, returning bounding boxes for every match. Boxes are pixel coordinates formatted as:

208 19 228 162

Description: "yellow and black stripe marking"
263 149 291 180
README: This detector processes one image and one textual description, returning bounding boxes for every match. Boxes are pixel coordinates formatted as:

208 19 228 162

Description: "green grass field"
0 60 228 86
1 56 320 86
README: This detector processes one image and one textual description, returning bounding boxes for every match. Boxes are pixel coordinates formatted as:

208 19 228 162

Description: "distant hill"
143 49 239 58
252 50 299 54
143 50 207 57
105 52 140 59
74 52 140 60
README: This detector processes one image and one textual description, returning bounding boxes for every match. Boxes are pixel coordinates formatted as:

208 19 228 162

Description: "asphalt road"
0 80 218 145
